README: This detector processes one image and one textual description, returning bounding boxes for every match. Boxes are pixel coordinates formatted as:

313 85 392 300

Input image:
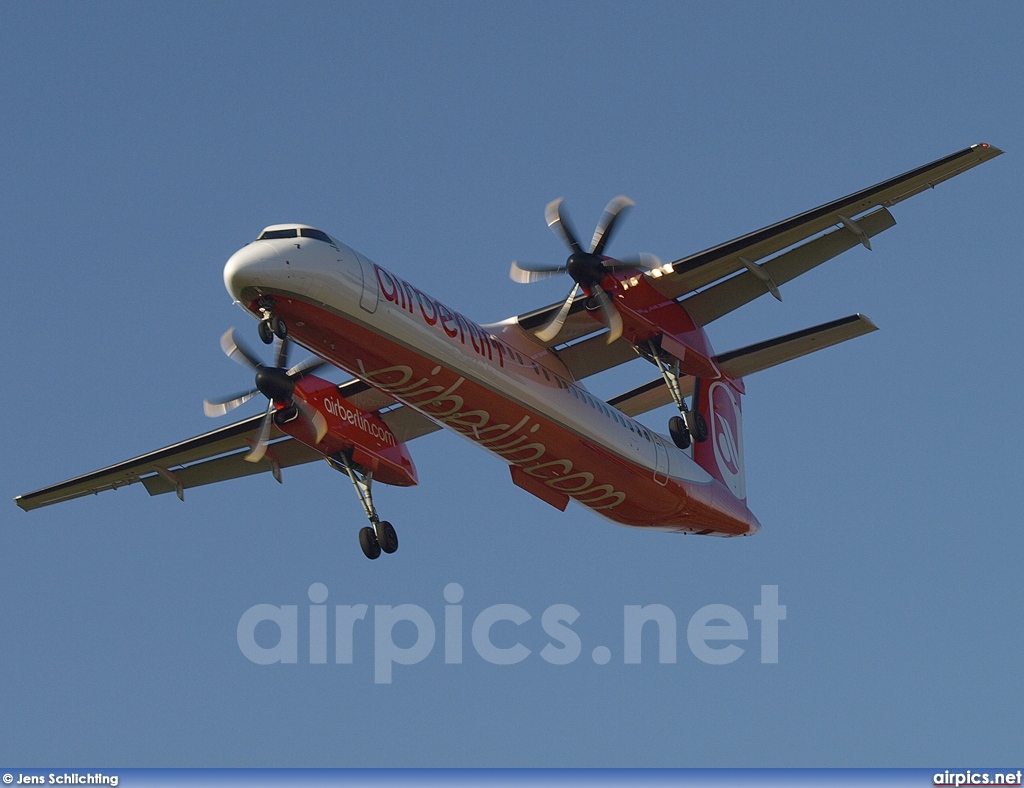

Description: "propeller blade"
545 198 583 255
274 336 290 369
220 328 263 372
593 288 624 345
203 388 259 417
591 196 634 256
509 260 568 284
535 283 580 344
287 356 330 379
244 403 275 463
293 398 329 444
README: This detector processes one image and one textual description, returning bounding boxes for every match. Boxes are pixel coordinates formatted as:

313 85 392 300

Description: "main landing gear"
327 451 399 560
256 298 288 345
647 340 709 452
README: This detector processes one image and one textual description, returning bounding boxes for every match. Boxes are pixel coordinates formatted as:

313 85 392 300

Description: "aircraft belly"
254 291 755 536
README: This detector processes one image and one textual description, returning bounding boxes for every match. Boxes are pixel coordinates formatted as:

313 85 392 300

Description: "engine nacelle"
278 376 418 487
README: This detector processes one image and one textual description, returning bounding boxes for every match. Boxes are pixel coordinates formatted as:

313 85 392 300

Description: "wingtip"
856 313 880 332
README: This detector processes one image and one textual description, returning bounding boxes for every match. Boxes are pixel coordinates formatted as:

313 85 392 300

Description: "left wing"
15 380 440 512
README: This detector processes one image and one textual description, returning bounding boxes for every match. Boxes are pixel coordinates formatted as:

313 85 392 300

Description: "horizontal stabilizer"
716 313 878 376
608 314 877 417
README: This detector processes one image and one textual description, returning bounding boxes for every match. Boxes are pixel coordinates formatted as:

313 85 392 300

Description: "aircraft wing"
516 143 1001 377
655 143 1001 300
15 380 441 512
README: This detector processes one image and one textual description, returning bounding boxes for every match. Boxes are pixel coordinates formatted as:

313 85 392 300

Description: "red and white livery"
16 144 1002 559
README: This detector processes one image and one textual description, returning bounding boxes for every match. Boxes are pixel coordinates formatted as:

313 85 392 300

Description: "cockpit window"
300 228 334 243
258 228 298 240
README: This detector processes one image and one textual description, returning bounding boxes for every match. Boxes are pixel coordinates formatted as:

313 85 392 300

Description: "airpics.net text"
237 583 786 684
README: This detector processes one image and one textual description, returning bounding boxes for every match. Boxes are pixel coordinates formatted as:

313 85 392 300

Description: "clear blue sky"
2 1 1021 768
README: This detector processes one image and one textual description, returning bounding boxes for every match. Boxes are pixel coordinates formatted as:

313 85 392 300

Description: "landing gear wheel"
270 317 288 340
329 452 394 561
359 526 381 560
258 320 274 344
669 415 691 451
376 521 398 554
689 412 709 443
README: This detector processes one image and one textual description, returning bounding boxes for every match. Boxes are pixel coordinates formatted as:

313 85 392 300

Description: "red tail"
693 376 746 502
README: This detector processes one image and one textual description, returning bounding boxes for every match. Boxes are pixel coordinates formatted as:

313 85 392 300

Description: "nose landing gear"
258 316 288 345
256 298 288 344
328 451 400 560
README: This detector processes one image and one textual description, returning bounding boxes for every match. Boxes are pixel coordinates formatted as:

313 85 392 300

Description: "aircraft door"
653 437 669 486
356 252 378 313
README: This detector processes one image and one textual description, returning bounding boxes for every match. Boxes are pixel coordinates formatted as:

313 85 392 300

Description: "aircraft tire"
691 412 709 443
669 416 691 451
258 320 274 344
377 521 398 554
271 317 288 340
359 526 381 560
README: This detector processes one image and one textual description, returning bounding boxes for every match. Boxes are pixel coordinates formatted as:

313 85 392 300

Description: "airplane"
15 143 1002 559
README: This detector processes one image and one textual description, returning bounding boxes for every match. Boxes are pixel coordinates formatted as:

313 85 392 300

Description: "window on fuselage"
299 228 334 244
258 228 298 240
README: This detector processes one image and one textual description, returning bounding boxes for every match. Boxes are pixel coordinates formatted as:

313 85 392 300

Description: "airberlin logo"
323 397 395 446
374 263 504 366
709 381 745 500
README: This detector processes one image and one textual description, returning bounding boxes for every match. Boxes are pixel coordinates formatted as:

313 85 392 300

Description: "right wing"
15 380 441 512
551 206 894 380
655 143 1002 300
514 143 1001 380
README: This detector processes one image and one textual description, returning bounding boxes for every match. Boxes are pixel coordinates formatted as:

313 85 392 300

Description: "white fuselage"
223 228 756 535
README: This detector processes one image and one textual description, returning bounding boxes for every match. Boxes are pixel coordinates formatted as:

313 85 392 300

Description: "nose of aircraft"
223 241 279 301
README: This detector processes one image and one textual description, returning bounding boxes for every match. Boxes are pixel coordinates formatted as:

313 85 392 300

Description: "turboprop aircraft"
16 144 1002 559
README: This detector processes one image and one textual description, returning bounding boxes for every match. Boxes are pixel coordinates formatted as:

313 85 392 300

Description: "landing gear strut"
647 340 709 451
328 451 399 560
256 298 288 344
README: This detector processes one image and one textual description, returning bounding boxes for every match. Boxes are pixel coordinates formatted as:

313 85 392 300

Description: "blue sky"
2 1 1021 768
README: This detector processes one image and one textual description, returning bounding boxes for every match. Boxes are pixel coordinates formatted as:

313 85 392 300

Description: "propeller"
510 196 660 344
205 328 330 463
